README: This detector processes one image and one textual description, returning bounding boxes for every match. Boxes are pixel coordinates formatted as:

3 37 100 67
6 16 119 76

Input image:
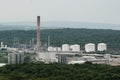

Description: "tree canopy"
0 62 120 80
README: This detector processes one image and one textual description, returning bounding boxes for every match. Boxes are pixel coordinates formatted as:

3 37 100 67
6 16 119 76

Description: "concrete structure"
98 43 107 51
68 60 86 64
62 44 70 52
82 56 96 61
36 16 41 51
104 54 111 60
57 53 108 64
57 53 80 63
85 43 95 52
7 47 18 51
37 52 58 63
104 54 111 64
58 54 67 63
8 52 24 64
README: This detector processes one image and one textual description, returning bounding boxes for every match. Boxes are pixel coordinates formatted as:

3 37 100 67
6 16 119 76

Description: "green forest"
0 28 120 50
0 62 120 80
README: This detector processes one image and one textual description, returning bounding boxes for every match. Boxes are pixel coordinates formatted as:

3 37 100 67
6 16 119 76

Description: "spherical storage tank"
70 44 80 52
98 43 107 51
85 43 95 52
62 44 70 52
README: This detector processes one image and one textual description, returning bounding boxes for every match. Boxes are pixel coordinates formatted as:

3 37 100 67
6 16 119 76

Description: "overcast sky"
0 0 120 24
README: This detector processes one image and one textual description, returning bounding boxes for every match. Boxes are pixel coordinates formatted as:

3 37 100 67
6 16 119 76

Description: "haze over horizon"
0 0 120 25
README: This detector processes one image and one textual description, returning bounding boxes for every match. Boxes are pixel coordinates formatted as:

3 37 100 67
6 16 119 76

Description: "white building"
85 43 95 52
37 52 58 63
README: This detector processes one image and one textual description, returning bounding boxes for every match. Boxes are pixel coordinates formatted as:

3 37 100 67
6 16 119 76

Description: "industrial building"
8 52 24 64
0 42 7 50
33 16 110 64
0 16 119 66
36 51 58 63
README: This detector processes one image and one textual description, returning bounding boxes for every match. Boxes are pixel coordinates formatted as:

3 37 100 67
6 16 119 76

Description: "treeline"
0 28 120 50
0 62 120 80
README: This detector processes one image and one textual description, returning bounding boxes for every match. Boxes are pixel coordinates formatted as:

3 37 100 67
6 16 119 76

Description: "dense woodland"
0 28 120 51
0 62 120 80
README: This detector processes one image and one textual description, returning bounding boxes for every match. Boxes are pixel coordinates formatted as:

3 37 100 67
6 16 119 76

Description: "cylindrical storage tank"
71 44 80 52
53 47 57 51
98 43 107 51
85 43 95 52
62 44 70 52
57 47 61 51
48 46 54 51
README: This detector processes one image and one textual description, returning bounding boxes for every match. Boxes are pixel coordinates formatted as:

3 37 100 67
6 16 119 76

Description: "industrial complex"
0 16 120 66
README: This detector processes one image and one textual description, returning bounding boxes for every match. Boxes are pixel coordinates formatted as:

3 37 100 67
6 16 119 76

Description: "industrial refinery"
0 16 120 66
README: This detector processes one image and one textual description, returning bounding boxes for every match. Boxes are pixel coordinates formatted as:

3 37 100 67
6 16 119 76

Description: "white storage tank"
71 44 80 52
53 47 57 51
48 46 54 51
57 47 61 51
62 44 70 52
98 43 107 51
53 47 61 52
85 43 95 52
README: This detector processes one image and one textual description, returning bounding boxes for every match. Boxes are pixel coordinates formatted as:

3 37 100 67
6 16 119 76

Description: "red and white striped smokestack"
36 16 40 51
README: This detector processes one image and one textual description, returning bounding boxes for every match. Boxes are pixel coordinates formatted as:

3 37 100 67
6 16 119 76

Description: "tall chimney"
36 16 41 51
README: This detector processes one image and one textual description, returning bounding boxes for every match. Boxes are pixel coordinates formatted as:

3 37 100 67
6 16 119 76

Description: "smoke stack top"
37 16 40 26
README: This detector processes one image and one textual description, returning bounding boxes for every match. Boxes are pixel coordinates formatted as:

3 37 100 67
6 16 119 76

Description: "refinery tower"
36 16 41 51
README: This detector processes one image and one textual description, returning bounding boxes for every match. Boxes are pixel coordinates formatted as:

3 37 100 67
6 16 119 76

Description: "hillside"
0 22 120 30
0 28 120 51
0 62 120 80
